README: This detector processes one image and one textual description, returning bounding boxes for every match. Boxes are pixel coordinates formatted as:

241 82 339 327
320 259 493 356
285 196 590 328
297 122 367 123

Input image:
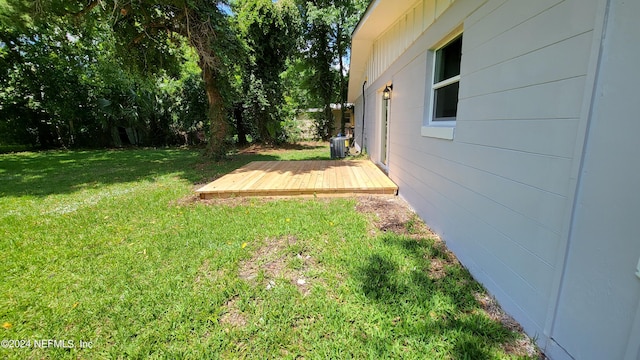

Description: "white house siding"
546 0 640 359
350 0 621 357
446 0 603 344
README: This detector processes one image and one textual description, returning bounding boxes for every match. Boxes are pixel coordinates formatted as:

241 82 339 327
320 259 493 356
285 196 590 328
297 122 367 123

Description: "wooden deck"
196 160 398 199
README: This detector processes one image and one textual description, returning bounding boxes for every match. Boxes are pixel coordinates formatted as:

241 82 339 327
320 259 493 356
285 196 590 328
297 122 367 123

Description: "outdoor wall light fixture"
383 84 393 101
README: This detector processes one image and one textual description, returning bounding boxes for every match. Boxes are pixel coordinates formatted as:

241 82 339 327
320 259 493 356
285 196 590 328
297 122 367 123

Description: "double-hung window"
423 34 462 139
433 34 462 123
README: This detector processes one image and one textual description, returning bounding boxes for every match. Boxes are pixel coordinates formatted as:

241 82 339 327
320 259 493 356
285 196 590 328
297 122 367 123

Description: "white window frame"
422 29 463 140
431 74 461 124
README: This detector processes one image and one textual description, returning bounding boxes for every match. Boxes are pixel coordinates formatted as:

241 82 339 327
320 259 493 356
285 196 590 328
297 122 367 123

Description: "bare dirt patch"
194 259 227 288
427 240 462 280
174 194 277 208
239 235 320 296
236 141 326 155
356 196 412 233
427 257 448 280
473 292 524 332
355 196 431 237
220 296 248 328
473 292 545 358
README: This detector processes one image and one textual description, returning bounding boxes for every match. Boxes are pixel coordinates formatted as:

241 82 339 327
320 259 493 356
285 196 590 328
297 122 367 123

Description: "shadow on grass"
0 144 31 154
0 148 282 198
356 234 519 359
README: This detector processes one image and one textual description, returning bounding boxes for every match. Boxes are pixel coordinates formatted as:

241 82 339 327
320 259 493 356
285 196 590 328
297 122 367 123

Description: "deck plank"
196 160 398 198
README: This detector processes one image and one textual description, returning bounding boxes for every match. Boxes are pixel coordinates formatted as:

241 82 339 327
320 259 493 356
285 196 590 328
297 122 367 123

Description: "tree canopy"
233 0 302 144
0 0 368 154
293 0 368 139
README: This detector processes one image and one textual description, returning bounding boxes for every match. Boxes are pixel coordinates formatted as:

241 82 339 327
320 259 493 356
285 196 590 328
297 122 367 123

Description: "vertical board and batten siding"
353 0 606 354
364 0 453 90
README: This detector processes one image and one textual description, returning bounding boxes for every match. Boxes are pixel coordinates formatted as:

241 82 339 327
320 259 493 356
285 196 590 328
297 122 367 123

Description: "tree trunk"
201 63 228 159
337 21 347 136
323 104 333 141
234 103 248 146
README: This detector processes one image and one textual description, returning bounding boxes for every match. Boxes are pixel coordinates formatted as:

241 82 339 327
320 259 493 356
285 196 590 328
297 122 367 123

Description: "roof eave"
348 0 420 102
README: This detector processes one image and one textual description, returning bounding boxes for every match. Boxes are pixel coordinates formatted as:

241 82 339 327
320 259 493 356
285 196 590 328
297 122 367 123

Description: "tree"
233 0 302 144
302 5 337 140
1 0 368 150
332 0 368 135
0 15 107 148
1 9 209 149
295 0 368 140
2 0 239 157
107 0 239 157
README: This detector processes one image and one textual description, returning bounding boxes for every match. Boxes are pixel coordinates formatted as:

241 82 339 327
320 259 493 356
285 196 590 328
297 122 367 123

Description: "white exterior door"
380 95 390 167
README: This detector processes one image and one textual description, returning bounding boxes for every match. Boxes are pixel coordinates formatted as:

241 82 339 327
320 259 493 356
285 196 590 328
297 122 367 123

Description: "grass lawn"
0 143 541 359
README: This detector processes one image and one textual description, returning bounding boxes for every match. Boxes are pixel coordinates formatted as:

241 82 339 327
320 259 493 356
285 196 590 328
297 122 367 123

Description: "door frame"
379 86 391 172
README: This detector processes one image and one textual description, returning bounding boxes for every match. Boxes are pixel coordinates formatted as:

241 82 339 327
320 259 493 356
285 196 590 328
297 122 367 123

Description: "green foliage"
0 6 209 148
290 0 368 140
0 0 368 151
174 71 209 144
1 19 101 147
232 0 303 144
0 0 237 156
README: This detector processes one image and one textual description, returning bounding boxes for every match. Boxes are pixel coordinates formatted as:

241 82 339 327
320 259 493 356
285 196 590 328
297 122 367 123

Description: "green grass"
0 143 539 359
